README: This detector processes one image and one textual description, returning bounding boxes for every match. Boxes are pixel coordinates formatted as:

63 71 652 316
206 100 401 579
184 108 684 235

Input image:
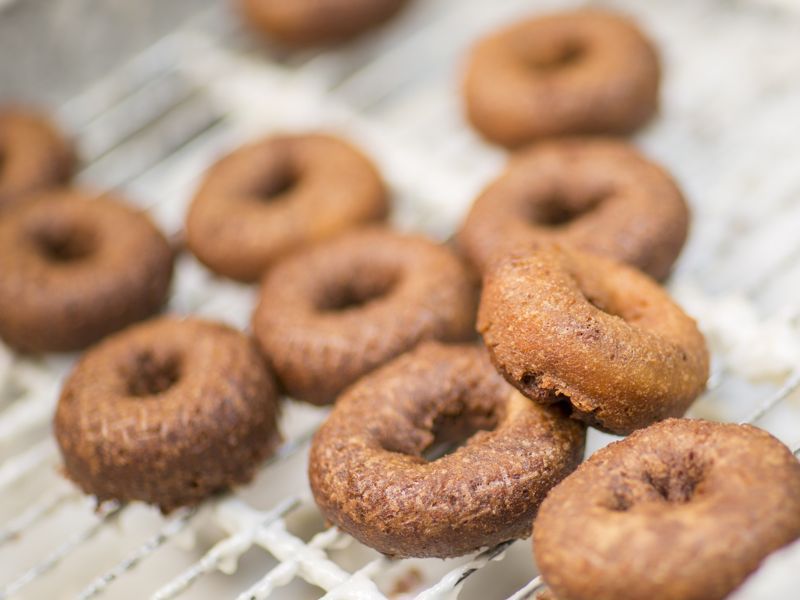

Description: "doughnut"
252 227 477 405
309 342 586 558
186 133 388 282
0 107 75 210
478 246 708 435
463 9 660 147
533 418 800 600
457 138 689 281
55 317 281 512
241 0 408 47
0 189 173 353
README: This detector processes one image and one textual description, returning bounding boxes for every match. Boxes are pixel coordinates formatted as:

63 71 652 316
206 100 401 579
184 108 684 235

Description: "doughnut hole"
125 350 183 397
253 166 300 202
527 187 611 228
522 38 587 72
605 450 708 512
314 265 401 312
376 386 507 462
421 399 503 461
29 220 97 263
567 254 654 323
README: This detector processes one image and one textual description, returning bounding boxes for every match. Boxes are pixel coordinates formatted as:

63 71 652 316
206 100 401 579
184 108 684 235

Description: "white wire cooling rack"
2 0 800 598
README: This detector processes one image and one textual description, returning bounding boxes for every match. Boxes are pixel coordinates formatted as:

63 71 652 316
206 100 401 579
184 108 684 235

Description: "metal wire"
0 501 123 600
505 576 545 600
152 497 300 600
75 507 199 600
739 370 800 425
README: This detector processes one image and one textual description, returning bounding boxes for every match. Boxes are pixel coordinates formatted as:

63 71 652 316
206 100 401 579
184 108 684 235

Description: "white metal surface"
2 0 800 598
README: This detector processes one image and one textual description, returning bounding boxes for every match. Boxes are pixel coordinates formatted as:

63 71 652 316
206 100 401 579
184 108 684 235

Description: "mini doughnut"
533 418 800 600
478 246 709 435
186 133 388 282
463 9 660 147
457 138 689 281
253 227 477 405
241 0 409 47
55 317 281 512
0 189 173 353
0 107 75 210
309 342 586 558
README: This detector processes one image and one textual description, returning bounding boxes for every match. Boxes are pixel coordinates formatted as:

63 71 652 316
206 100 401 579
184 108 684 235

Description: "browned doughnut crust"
478 246 709 435
55 317 281 513
252 227 477 405
241 0 409 47
457 138 689 281
533 418 800 600
309 342 586 558
186 133 388 282
0 108 75 210
0 189 174 353
463 9 660 147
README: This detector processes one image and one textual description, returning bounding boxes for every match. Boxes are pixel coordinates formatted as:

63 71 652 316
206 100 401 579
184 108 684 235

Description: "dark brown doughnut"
0 107 76 211
478 246 709 435
0 189 173 353
186 133 388 282
55 317 281 513
309 342 586 558
457 138 689 281
533 418 800 600
240 0 409 47
252 227 477 405
463 9 660 147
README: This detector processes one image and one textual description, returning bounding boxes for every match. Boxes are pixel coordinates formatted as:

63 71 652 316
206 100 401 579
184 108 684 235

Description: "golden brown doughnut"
55 317 281 512
241 0 409 47
309 342 586 558
252 227 477 405
478 246 709 435
533 418 800 600
457 138 689 281
0 107 75 210
0 189 174 353
186 133 388 282
463 9 660 147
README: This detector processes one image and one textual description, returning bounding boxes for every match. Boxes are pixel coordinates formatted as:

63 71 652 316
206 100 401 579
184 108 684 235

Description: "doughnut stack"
0 6 795 600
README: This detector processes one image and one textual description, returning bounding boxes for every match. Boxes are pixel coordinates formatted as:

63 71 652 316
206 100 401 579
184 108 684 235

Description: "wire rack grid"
2 0 800 598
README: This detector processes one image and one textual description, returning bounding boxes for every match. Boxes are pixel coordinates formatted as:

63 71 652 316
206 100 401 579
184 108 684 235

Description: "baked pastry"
309 342 586 558
241 0 409 47
0 189 173 353
0 107 75 210
478 246 709 434
252 227 477 404
457 138 689 281
533 418 800 600
463 9 660 147
55 317 281 512
186 133 388 282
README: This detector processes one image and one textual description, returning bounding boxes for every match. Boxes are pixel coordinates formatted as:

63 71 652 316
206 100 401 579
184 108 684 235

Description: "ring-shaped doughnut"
0 107 75 210
477 246 709 434
186 133 388 282
0 189 174 353
463 9 660 147
457 138 689 281
252 227 477 405
55 317 281 512
309 342 586 558
533 418 800 600
241 0 409 47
